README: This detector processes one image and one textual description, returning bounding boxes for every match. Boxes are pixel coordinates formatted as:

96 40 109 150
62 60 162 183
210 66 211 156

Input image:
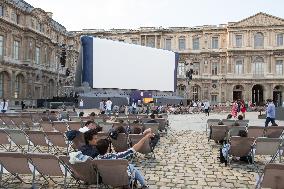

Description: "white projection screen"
80 36 178 92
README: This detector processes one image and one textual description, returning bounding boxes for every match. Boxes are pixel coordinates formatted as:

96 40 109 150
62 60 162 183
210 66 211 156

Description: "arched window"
254 32 264 48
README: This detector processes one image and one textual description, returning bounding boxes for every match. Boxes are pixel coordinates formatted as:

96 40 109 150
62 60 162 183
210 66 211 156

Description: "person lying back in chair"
95 131 153 188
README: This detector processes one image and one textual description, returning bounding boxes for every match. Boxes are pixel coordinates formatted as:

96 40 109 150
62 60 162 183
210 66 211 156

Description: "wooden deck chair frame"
4 129 30 152
53 121 69 134
25 130 50 153
44 131 69 155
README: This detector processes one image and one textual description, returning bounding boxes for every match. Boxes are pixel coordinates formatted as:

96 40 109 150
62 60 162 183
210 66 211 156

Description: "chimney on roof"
46 12 53 18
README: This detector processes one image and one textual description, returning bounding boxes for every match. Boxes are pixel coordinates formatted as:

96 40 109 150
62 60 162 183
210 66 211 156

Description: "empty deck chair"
247 126 265 138
4 129 29 152
67 122 81 131
111 133 129 152
10 117 24 129
0 152 32 187
92 159 129 188
209 125 229 143
1 116 16 129
25 130 50 153
21 117 35 130
228 126 247 137
258 163 284 189
44 131 69 154
228 136 255 164
59 156 97 185
40 121 55 132
235 120 249 126
53 122 68 134
265 126 284 138
206 119 221 129
252 138 282 165
0 130 11 151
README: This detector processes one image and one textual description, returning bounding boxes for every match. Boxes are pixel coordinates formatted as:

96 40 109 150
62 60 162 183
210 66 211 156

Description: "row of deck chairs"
206 118 249 132
0 152 132 188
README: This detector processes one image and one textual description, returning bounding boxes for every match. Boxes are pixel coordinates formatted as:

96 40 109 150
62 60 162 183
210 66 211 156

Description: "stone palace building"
0 0 79 106
78 12 284 106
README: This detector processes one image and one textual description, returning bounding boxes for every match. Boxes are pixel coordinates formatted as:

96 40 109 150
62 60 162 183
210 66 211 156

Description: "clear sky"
25 0 284 31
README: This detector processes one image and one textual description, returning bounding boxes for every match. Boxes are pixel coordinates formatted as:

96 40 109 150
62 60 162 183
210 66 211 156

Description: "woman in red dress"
240 100 246 119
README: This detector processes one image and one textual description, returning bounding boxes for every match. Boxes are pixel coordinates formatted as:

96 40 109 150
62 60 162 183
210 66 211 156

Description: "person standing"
99 99 105 114
204 100 210 116
0 99 8 113
105 98 112 115
240 100 247 119
21 100 25 111
265 99 276 127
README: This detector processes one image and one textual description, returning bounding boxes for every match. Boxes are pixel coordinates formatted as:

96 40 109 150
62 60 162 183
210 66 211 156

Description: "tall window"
211 95 217 103
235 59 243 75
0 35 3 57
235 35 242 47
146 36 155 48
212 37 219 49
277 34 283 46
14 75 20 98
13 40 19 60
192 62 200 75
165 38 171 50
11 10 19 24
178 85 185 96
211 62 218 75
193 86 199 101
0 5 4 17
35 47 40 64
276 60 283 75
254 32 264 48
178 63 185 77
178 38 185 50
252 57 264 75
0 73 3 98
192 37 199 50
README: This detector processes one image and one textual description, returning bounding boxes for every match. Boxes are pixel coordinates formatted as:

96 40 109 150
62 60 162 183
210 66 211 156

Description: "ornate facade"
78 12 284 106
0 0 79 106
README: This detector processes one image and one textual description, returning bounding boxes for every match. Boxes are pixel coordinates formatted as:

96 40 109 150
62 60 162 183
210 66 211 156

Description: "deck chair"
228 136 255 164
221 119 236 126
10 117 24 129
228 126 247 137
41 121 55 132
206 119 221 131
111 133 129 152
265 126 284 138
258 163 284 189
129 124 144 134
97 132 109 140
247 126 265 138
235 120 249 126
71 133 85 151
53 122 68 134
4 129 29 152
1 117 16 129
25 130 50 153
67 122 82 131
59 156 97 185
143 123 159 135
44 131 69 154
0 130 11 151
92 159 129 188
0 152 32 187
21 117 35 130
26 153 66 187
129 134 152 154
99 122 113 133
209 125 229 143
252 138 282 165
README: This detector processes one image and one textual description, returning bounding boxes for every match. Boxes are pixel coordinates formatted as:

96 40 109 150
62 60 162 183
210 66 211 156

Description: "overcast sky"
25 0 284 31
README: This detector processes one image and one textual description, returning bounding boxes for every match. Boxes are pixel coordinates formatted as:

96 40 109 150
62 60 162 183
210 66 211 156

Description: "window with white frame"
35 47 40 64
252 57 264 75
0 72 3 98
192 37 199 50
235 35 242 47
277 34 283 46
13 40 19 60
0 5 4 17
254 32 264 48
276 60 283 75
178 62 185 77
165 38 171 50
212 37 219 49
192 62 200 75
235 59 243 75
211 62 218 75
178 38 185 50
0 35 3 57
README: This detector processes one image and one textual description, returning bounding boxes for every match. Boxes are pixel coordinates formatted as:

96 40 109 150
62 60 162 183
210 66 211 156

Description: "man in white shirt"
79 120 97 133
105 98 112 115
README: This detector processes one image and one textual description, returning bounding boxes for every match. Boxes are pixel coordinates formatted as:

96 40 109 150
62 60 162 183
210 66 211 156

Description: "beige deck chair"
228 136 255 164
92 159 129 188
209 125 229 142
40 121 55 132
26 153 66 187
99 122 113 133
129 134 152 154
25 130 50 153
1 116 16 129
228 126 247 137
252 138 282 165
97 132 109 140
0 152 32 187
71 133 85 150
21 117 35 130
235 120 249 126
111 133 129 152
259 163 284 189
44 131 69 154
4 129 30 152
59 156 98 185
206 119 221 130
10 117 24 129
67 122 81 131
221 119 236 126
143 123 159 135
0 129 11 151
53 122 68 134
265 126 284 138
129 124 144 134
247 126 265 138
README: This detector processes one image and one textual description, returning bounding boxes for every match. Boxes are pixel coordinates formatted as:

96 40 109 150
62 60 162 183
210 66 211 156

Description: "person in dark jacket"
79 129 99 158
